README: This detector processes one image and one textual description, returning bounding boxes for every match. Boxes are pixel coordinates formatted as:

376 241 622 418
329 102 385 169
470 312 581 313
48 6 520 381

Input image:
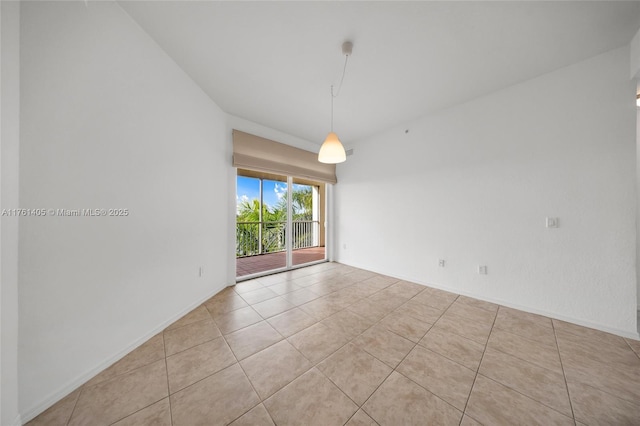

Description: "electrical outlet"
478 265 488 275
438 259 445 267
546 217 558 228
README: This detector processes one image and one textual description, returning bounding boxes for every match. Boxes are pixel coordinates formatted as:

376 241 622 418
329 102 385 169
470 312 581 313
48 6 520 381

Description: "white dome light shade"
318 132 346 163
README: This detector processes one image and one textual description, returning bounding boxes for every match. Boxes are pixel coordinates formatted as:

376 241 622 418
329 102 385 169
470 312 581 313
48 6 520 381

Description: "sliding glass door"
236 169 326 279
291 178 325 267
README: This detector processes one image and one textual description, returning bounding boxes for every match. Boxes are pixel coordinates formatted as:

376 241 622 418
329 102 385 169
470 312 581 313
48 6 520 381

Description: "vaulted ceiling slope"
119 1 640 145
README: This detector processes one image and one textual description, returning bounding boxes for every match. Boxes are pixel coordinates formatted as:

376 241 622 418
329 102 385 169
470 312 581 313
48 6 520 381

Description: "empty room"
2 1 640 425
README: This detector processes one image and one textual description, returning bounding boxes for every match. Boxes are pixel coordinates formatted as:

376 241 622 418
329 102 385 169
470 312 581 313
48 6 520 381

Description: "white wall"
630 30 640 79
19 1 231 419
1 2 21 425
632 20 640 323
631 18 640 79
336 46 638 337
637 108 640 314
632 26 640 322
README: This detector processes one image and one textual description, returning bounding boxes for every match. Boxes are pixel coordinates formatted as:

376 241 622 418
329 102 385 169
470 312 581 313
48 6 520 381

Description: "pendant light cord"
330 53 349 132
331 54 349 99
330 85 334 132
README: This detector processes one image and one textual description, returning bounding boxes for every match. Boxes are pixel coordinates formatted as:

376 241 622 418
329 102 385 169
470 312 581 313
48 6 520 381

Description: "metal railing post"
258 179 263 255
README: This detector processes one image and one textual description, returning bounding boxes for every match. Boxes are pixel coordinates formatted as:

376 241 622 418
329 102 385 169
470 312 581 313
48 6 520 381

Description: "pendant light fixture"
318 41 353 164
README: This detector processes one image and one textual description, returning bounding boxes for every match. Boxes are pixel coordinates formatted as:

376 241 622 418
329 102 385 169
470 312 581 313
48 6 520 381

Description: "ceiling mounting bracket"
342 41 353 56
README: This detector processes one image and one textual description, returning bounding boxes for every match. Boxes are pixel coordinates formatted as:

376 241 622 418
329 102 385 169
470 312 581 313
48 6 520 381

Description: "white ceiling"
119 1 640 145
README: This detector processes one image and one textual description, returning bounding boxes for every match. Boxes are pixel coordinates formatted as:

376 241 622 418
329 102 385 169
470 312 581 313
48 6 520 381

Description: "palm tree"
236 197 287 255
236 199 261 222
274 185 312 220
274 185 315 248
236 184 316 256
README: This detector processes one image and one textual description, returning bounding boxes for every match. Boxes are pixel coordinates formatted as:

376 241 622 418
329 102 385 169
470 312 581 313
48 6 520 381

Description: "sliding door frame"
235 171 329 282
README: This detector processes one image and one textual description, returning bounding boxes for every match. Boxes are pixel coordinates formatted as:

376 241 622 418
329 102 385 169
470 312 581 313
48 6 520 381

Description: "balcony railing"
236 220 320 257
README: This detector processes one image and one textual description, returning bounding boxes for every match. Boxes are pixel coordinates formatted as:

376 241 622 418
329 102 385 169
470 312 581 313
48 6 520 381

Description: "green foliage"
274 185 313 221
236 198 284 223
236 185 312 222
236 184 316 257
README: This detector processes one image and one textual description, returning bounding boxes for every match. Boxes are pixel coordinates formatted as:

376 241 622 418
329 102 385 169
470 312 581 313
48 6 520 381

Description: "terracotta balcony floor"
236 246 326 277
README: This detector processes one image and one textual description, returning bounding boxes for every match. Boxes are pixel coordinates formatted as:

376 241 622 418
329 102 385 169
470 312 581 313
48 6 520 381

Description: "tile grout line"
102 350 171 425
214 301 267 335
70 338 168 390
341 410 380 426
355 337 418 421
483 324 566 375
458 304 499 425
63 384 83 426
551 320 577 424
165 334 220 359
389 296 489 421
204 302 300 426
223 322 286 364
477 374 577 422
356 296 459 423
490 323 560 349
280 284 421 423
64 337 170 425
623 338 640 360
105 398 166 426
315 356 369 412
242 274 385 371
463 317 577 421
418 323 478 345
162 333 174 426
164 309 212 333
165 346 238 398
409 342 478 375
392 367 464 417
561 378 640 411
258 340 351 423
285 330 349 367
552 319 633 344
269 311 317 338
485 344 564 376
226 337 279 425
335 363 391 426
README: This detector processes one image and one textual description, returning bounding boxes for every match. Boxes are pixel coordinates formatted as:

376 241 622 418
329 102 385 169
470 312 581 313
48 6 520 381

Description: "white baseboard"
20 282 228 424
10 414 22 426
338 260 640 341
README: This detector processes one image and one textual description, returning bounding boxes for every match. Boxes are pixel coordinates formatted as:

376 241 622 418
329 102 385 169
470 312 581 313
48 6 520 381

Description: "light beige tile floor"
27 262 640 425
